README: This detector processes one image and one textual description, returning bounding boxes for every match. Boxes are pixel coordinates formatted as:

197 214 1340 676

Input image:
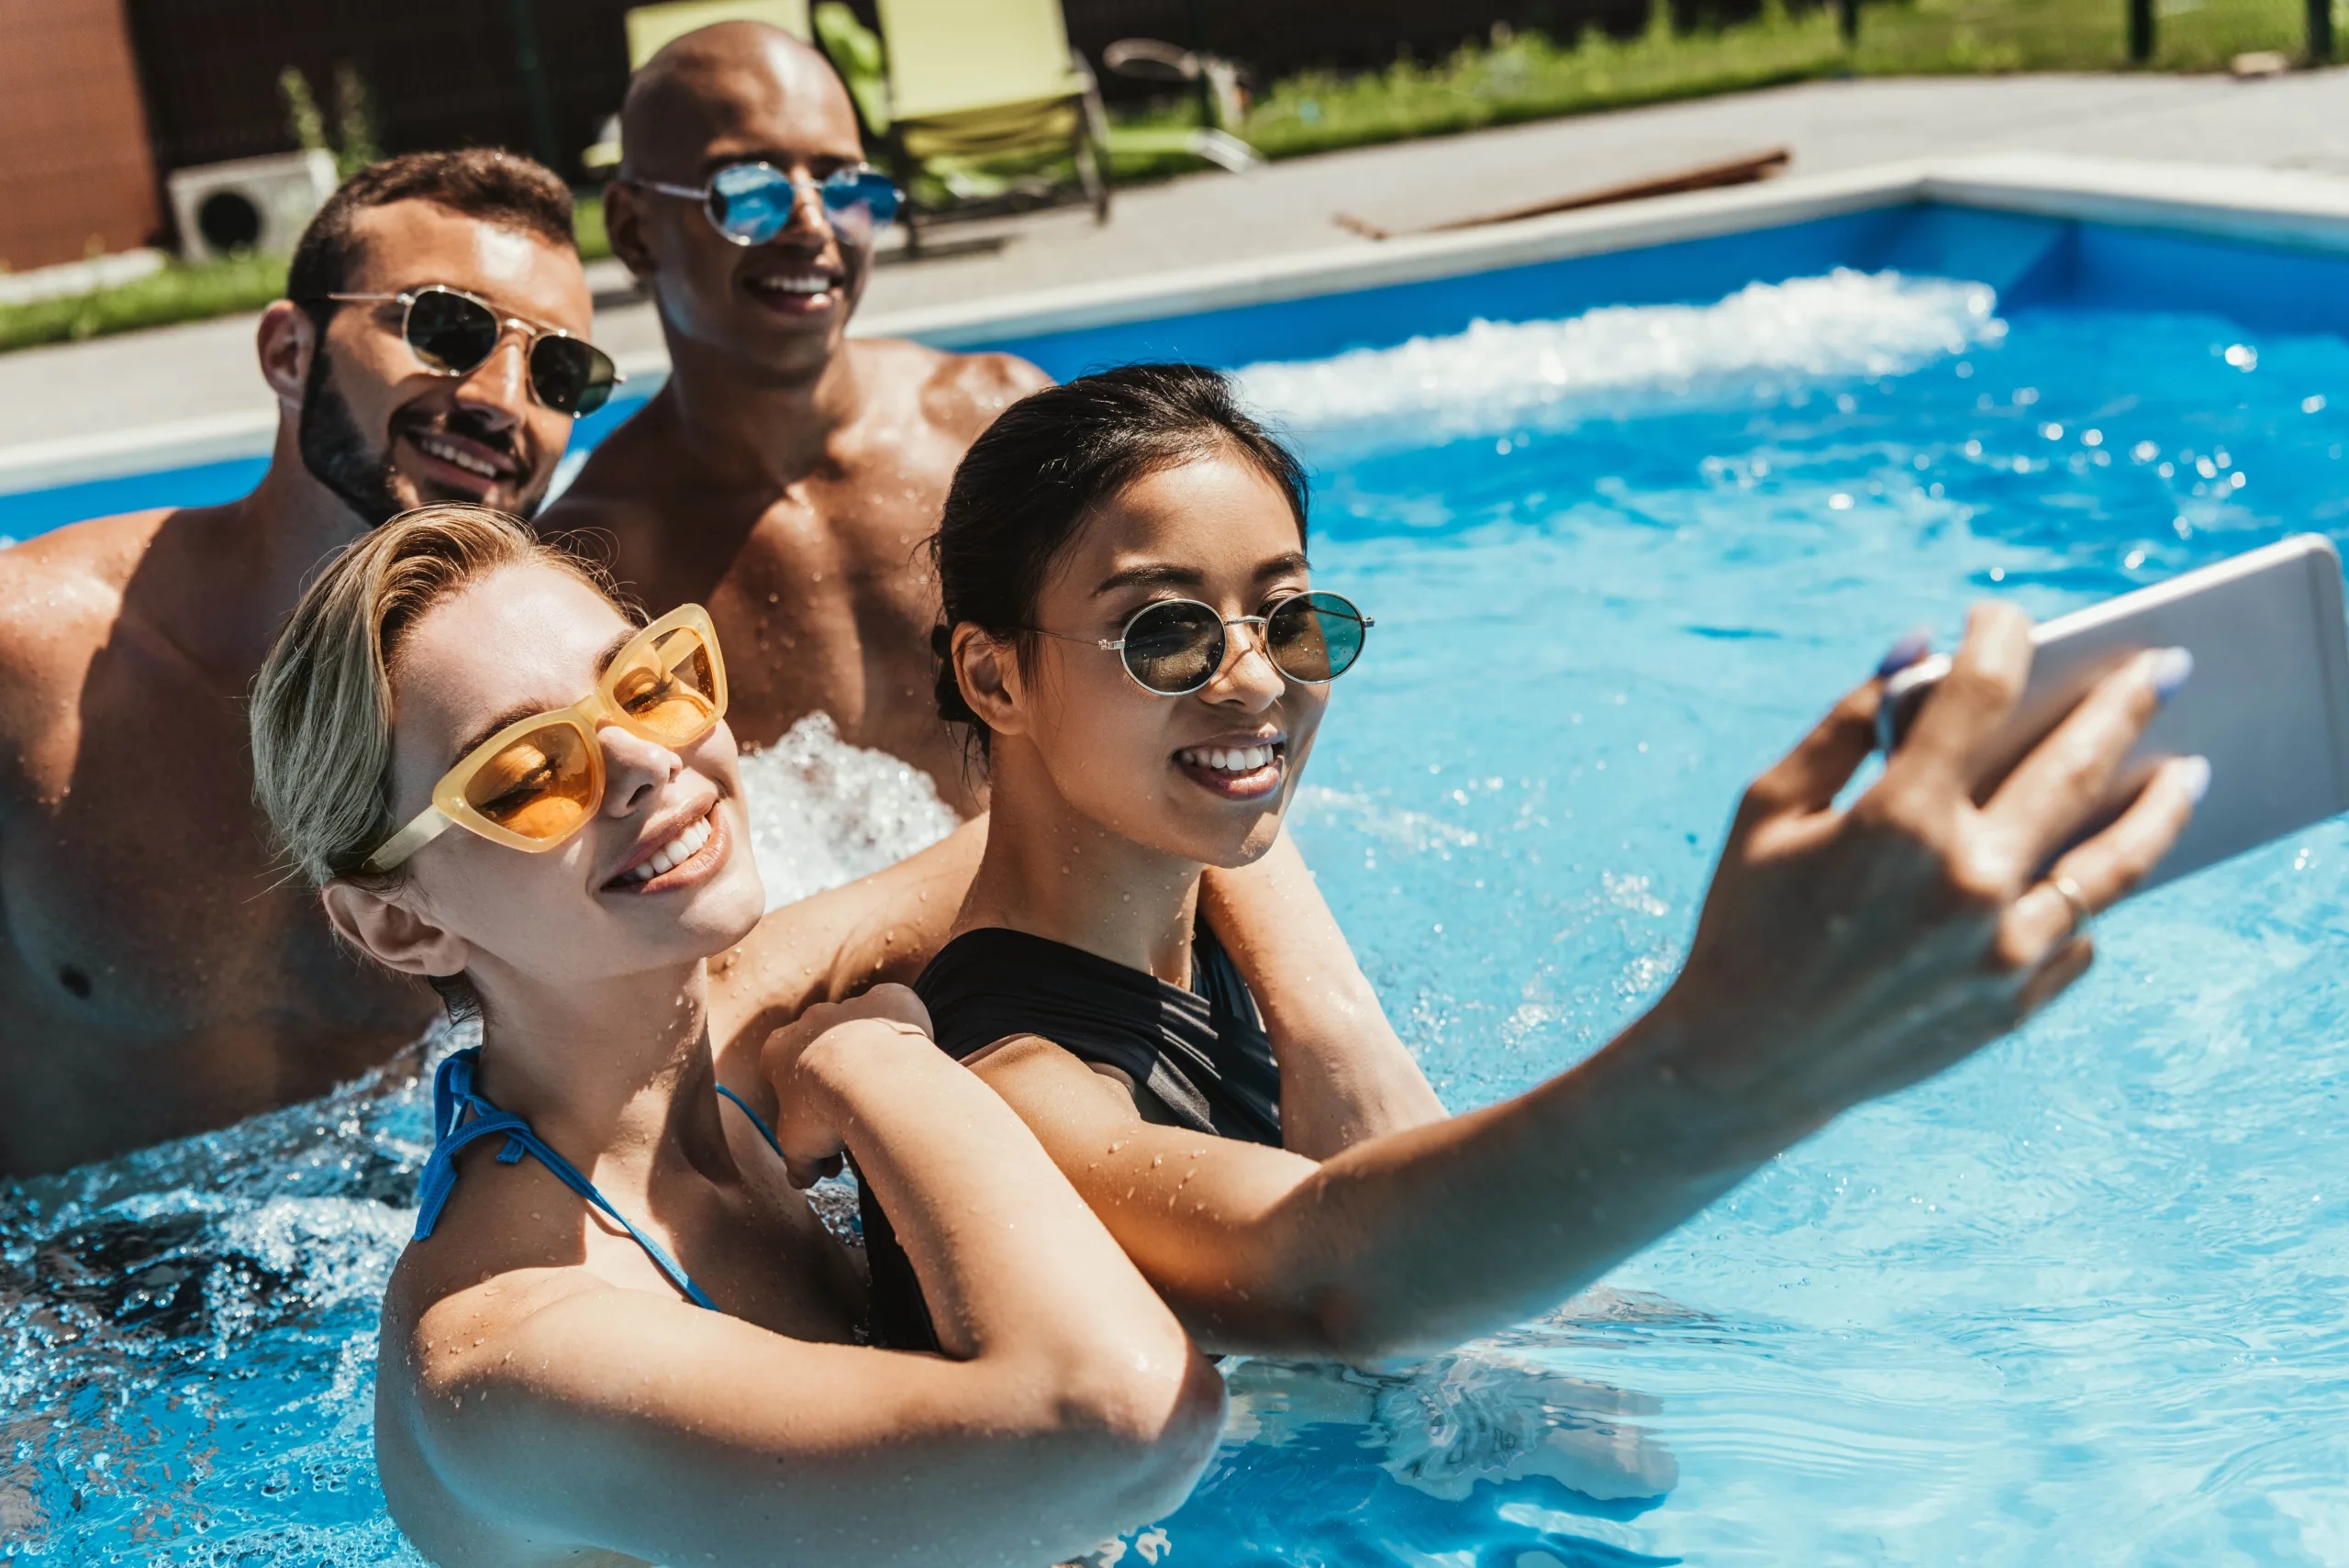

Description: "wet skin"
341 565 1219 1568
0 201 589 1174
944 450 2206 1362
539 23 1045 813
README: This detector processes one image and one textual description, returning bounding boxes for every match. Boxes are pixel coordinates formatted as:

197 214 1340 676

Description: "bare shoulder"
0 508 170 634
533 394 685 539
384 1243 598 1403
855 338 1050 443
0 510 172 784
375 1162 630 1451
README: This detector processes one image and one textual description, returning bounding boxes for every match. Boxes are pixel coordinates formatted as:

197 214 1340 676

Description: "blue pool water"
8 211 2349 1563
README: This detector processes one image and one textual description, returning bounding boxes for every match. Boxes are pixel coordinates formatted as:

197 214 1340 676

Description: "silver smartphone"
1876 533 2349 890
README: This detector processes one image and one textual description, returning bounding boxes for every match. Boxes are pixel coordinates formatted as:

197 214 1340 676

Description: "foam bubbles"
1235 270 2004 453
734 713 959 909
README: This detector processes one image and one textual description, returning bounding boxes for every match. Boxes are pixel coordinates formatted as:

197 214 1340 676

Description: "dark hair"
287 150 575 328
927 362 1309 760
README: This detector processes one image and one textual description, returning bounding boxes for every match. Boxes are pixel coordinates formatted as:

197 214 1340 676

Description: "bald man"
540 23 1043 812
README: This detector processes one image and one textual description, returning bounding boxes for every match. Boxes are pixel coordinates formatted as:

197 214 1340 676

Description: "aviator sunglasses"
631 161 902 248
1036 591 1374 697
362 605 729 873
322 284 622 417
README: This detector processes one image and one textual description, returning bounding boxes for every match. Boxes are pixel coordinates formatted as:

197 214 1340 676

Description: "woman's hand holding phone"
1645 603 2210 1150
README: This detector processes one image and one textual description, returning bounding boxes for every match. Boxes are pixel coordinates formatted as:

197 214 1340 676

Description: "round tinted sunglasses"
1036 591 1374 697
362 606 728 873
322 285 621 417
633 161 902 248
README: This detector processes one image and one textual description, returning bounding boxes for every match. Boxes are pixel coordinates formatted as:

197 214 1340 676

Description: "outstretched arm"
395 993 1223 1568
969 610 2204 1362
1200 828 1446 1157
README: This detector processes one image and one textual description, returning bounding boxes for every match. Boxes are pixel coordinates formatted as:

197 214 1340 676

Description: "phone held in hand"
1877 533 2349 891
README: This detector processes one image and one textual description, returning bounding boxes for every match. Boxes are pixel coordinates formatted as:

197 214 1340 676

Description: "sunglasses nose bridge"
1202 617 1285 695
448 326 534 417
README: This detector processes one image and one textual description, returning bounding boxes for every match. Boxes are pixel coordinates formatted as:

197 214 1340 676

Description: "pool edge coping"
8 152 2349 500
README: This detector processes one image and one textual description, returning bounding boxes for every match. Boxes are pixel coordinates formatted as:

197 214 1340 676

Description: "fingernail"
2176 753 2212 805
2149 646 2195 703
1876 628 1931 678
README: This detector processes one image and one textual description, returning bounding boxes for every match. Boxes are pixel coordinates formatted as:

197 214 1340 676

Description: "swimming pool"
7 196 2349 1563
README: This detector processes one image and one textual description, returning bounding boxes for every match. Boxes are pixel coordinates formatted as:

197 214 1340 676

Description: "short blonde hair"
250 504 618 887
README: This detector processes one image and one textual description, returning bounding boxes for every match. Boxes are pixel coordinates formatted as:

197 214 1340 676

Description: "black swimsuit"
858 918 1285 1351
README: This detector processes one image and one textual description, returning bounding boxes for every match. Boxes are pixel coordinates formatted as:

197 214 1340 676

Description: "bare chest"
0 651 429 1157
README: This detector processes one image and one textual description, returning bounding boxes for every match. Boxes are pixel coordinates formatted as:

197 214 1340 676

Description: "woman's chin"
1182 814 1287 871
685 862 770 953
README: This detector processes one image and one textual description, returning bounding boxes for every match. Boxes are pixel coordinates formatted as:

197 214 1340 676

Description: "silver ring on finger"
2047 871 2095 937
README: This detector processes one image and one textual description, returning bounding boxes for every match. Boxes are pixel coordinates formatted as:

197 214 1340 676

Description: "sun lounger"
626 0 811 66
862 0 1112 247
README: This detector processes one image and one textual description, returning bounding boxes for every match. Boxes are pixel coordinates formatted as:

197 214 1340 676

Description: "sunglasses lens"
463 722 597 841
707 163 796 244
1121 600 1226 694
1268 593 1367 683
529 335 618 417
403 288 499 375
820 170 900 241
611 628 723 744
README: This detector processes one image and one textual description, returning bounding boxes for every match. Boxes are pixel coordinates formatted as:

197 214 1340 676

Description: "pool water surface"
6 259 2349 1564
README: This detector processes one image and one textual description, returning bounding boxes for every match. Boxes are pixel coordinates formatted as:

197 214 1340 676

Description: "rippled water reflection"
9 272 2349 1563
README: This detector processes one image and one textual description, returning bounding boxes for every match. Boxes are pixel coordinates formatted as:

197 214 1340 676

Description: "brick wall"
0 0 161 272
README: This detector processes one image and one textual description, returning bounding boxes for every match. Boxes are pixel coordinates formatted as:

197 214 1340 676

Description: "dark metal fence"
115 0 1690 187
121 0 635 180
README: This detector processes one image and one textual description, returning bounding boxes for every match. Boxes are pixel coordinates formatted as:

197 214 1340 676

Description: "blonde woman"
249 504 1223 1567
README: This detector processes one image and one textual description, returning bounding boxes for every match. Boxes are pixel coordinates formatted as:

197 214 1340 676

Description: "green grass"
0 196 610 356
1 0 2336 353
1115 0 2332 177
0 251 289 354
573 195 613 263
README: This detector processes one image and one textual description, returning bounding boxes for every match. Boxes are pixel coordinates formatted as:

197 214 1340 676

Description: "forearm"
1219 999 1777 1359
1202 833 1444 1157
799 1029 1197 1371
424 1284 1220 1568
1264 976 1446 1159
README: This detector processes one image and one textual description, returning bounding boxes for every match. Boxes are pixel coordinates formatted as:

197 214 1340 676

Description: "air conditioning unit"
166 150 340 262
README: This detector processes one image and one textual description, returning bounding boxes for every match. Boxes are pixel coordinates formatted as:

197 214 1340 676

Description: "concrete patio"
3 67 2345 474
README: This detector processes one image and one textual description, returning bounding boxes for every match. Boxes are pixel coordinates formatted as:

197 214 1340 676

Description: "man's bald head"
618 21 861 180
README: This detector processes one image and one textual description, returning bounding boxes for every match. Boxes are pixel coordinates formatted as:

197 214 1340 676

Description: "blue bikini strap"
714 1082 786 1160
416 1048 718 1312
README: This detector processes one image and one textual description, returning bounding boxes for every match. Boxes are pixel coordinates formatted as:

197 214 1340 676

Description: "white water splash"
735 713 959 909
1234 269 2003 450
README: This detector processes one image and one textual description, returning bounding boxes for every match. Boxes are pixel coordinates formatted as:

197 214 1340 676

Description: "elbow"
1039 1341 1228 1526
1296 1282 1442 1369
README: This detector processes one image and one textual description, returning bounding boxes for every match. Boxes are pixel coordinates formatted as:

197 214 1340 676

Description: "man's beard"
297 345 408 529
297 345 542 528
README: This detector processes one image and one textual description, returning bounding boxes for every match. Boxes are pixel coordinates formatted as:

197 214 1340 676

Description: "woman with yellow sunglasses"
250 505 1222 1566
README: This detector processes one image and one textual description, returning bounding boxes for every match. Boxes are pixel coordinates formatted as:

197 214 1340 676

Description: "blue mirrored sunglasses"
636 161 901 247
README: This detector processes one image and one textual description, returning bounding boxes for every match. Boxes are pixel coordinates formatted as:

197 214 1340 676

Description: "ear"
952 623 1031 740
319 878 472 980
257 299 316 411
603 181 659 283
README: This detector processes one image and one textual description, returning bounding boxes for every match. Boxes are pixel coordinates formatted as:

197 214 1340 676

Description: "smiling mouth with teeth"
1173 739 1286 799
747 272 840 300
610 811 717 888
410 431 513 482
